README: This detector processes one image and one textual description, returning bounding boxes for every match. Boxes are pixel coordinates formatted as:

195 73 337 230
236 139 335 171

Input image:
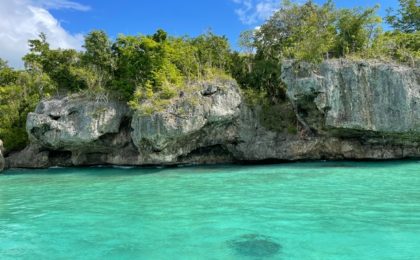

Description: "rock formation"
5 59 420 168
131 79 241 164
282 60 420 136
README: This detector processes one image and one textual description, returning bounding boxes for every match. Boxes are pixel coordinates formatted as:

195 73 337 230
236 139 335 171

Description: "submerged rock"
228 234 281 257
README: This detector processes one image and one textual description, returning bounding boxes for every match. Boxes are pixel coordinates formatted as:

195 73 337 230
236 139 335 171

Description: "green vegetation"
232 0 419 100
0 58 51 152
241 88 297 133
0 30 233 152
0 0 418 152
386 0 419 33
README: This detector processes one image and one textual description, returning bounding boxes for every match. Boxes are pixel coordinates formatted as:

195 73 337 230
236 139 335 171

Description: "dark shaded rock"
201 84 219 96
5 144 50 169
228 234 281 257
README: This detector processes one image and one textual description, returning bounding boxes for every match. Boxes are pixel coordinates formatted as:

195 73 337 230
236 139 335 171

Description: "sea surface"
1 161 420 259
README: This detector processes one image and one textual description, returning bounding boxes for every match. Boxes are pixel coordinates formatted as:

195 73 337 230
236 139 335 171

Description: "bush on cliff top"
234 0 419 100
0 59 55 153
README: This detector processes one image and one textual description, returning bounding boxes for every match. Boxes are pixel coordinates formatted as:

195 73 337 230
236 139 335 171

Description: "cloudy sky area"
0 0 399 68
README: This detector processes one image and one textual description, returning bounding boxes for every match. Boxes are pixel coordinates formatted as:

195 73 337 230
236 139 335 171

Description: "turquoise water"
1 161 420 259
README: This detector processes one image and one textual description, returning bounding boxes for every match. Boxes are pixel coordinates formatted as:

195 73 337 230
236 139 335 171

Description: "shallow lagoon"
1 161 420 259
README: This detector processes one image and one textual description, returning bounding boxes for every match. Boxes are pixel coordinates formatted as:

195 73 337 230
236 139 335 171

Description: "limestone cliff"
6 80 242 167
5 59 420 168
131 80 241 164
282 60 420 137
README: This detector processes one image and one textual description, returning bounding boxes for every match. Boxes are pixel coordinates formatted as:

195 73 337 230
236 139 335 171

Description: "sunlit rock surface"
283 59 420 136
131 79 241 164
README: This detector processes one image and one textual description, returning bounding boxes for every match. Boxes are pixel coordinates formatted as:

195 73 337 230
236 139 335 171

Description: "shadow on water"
227 234 282 258
1 166 168 177
2 160 419 176
2 163 244 176
273 159 420 170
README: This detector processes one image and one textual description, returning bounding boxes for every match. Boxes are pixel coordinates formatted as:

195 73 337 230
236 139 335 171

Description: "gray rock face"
233 59 419 161
230 59 419 162
0 140 4 172
5 60 420 169
6 144 51 169
27 95 131 151
131 80 242 164
11 95 134 168
282 60 420 136
7 80 242 168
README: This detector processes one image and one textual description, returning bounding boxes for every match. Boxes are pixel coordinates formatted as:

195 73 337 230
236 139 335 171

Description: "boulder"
26 94 131 151
6 144 50 169
131 79 242 163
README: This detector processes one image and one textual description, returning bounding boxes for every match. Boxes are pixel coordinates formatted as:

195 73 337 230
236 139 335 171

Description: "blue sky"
0 0 400 68
51 0 400 43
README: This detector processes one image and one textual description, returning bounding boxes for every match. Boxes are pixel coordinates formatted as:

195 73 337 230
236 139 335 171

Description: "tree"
24 33 86 92
238 30 255 55
0 65 53 152
233 0 338 100
153 29 168 43
0 59 19 86
286 0 337 62
83 30 114 72
370 31 420 65
82 30 115 91
386 0 420 33
112 31 183 101
167 36 200 81
191 30 231 72
335 6 382 56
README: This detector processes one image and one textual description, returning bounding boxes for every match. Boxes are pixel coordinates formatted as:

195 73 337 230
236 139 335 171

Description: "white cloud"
33 0 91 11
0 0 89 68
232 0 280 25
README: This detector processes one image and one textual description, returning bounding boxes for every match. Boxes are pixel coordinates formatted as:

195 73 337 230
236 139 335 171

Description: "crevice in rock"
68 110 78 117
201 85 219 96
293 94 324 135
48 150 72 166
49 115 61 120
178 144 234 163
30 124 51 140
79 153 106 165
97 116 132 147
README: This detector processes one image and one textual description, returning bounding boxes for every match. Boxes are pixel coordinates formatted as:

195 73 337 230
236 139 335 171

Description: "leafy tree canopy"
386 0 420 33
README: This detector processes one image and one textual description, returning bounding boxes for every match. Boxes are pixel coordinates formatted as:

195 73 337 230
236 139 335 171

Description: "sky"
0 0 400 68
